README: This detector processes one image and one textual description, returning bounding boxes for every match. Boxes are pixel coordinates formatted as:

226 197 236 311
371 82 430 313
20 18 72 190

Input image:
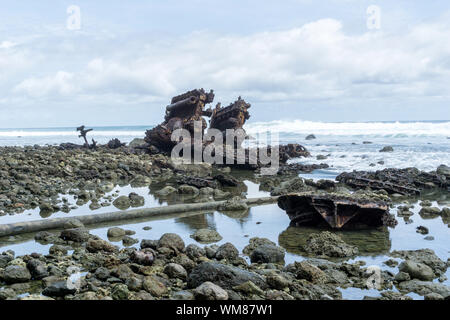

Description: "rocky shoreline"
0 144 449 300
0 226 448 300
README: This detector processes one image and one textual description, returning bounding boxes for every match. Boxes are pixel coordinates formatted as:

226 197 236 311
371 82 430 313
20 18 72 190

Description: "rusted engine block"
209 97 251 134
144 88 215 152
278 193 396 229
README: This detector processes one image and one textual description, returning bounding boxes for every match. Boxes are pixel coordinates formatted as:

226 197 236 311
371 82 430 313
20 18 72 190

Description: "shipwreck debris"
277 193 396 229
209 96 251 136
76 125 93 148
144 88 215 152
336 167 448 195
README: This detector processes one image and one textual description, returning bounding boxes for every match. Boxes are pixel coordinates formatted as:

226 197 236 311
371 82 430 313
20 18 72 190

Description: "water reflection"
278 226 391 258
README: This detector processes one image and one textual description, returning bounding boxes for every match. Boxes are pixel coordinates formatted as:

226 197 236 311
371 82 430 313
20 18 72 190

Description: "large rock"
398 260 435 281
250 244 285 264
158 233 185 251
215 242 239 260
143 275 168 297
243 237 277 256
86 239 118 253
193 282 228 300
60 228 90 243
391 249 447 276
112 195 131 210
303 232 358 258
191 229 223 243
436 164 450 176
293 261 328 284
27 259 49 280
42 281 76 297
107 227 126 238
188 262 267 290
397 280 450 298
164 263 187 280
2 265 31 284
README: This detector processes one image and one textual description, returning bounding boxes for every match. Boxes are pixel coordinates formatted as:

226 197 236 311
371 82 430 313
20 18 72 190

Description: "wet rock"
293 261 327 284
112 195 131 210
122 236 139 246
215 243 239 261
129 192 145 207
194 282 228 300
42 281 76 297
164 263 187 280
266 273 290 290
233 281 264 296
0 287 16 300
27 259 49 280
379 146 394 152
62 218 84 229
60 228 90 243
158 233 185 252
128 138 147 149
250 244 285 264
86 239 118 253
394 271 411 282
130 250 154 266
416 226 429 235
178 185 200 196
142 275 168 297
2 265 31 284
141 239 158 250
172 290 195 300
155 186 177 196
391 249 447 276
111 283 130 300
424 293 444 300
107 227 126 238
190 229 223 243
218 196 248 211
303 231 359 258
188 262 267 290
397 280 450 298
305 134 316 140
270 178 307 196
205 245 219 259
243 237 277 256
185 244 206 260
398 260 435 281
419 207 441 218
436 164 450 176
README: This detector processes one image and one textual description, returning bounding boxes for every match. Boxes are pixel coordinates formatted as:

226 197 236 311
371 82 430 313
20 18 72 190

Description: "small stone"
163 263 187 280
190 229 223 243
194 282 228 300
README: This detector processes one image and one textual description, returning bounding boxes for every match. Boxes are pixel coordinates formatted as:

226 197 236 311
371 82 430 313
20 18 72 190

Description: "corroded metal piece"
277 193 395 229
209 97 251 134
335 168 448 195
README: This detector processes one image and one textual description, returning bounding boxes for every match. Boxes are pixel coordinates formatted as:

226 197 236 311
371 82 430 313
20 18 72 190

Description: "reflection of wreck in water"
278 226 392 258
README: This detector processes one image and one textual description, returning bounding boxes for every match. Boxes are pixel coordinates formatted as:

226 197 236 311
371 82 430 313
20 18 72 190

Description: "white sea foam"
245 120 450 137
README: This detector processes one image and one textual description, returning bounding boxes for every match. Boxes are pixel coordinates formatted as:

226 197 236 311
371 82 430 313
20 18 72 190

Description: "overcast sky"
0 0 449 128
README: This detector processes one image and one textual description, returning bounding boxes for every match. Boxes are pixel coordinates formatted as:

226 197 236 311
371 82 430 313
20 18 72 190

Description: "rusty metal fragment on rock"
278 144 311 163
278 193 396 229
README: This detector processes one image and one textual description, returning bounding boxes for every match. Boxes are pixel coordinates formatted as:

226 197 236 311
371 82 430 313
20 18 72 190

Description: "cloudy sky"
0 0 449 128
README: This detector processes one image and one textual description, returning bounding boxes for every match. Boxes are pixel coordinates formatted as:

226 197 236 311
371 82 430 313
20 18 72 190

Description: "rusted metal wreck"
277 193 397 229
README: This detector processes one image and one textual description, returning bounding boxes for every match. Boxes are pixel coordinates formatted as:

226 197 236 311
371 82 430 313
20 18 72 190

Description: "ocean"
1 120 449 174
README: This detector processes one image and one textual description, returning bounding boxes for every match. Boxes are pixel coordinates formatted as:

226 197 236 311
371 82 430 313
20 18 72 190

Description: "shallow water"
0 178 448 300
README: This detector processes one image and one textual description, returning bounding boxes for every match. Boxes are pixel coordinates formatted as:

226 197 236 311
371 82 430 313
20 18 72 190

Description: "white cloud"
5 16 450 108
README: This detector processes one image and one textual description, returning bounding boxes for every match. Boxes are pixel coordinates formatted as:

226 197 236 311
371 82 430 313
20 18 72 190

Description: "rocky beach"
0 137 449 300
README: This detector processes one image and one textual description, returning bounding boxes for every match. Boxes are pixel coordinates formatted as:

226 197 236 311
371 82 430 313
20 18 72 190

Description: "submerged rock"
190 229 223 243
303 232 359 258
